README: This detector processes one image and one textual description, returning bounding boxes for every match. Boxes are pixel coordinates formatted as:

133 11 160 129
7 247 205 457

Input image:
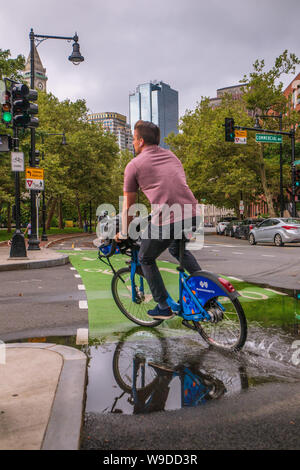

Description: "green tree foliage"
167 51 300 217
166 97 260 215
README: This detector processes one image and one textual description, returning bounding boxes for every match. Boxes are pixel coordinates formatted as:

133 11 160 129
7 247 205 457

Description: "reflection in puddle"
85 327 299 415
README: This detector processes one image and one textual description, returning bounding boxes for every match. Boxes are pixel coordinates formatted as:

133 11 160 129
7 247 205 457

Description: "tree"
166 96 260 216
241 50 300 216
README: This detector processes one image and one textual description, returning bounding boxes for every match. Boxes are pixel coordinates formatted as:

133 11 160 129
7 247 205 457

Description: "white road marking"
75 274 81 278
79 300 88 309
227 276 244 281
232 252 244 255
76 328 89 345
262 255 275 258
211 250 220 252
78 284 86 290
265 288 288 296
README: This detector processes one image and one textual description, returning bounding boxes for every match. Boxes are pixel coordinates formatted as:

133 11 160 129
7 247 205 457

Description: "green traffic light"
2 111 12 123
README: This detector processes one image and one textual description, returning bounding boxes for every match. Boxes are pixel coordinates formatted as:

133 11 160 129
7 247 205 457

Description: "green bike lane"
60 249 300 358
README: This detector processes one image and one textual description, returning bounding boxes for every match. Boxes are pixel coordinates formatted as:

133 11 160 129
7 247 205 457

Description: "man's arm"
115 191 137 241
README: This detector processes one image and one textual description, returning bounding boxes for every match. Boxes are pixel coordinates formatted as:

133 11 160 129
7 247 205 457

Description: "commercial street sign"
25 167 44 191
11 152 24 172
256 134 282 143
235 130 247 144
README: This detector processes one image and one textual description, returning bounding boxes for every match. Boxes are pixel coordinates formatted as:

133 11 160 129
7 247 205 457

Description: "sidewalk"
0 232 90 449
0 343 87 450
0 232 92 271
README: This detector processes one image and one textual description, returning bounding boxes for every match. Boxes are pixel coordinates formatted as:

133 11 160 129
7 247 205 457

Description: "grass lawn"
0 227 85 242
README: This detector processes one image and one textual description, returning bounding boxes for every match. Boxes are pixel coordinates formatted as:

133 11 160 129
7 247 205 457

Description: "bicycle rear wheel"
112 267 163 327
193 296 247 351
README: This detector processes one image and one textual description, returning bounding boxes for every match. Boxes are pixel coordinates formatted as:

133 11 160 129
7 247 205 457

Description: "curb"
6 343 87 450
45 232 94 248
0 232 93 248
0 254 70 272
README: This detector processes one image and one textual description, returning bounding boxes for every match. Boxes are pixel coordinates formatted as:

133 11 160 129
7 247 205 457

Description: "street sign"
26 178 44 190
256 134 282 143
235 130 247 144
11 152 24 172
25 167 44 191
0 134 12 152
25 167 44 180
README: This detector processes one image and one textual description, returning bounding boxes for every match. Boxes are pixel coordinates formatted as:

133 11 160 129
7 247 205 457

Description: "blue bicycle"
99 233 247 351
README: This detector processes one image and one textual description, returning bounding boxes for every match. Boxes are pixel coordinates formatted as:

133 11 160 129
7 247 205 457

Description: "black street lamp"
28 29 84 251
39 132 67 241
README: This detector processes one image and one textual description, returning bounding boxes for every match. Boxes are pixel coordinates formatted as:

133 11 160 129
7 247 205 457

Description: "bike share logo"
0 340 6 365
199 281 209 289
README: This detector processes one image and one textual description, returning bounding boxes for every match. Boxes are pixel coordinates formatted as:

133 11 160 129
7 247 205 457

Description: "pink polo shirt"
123 145 198 224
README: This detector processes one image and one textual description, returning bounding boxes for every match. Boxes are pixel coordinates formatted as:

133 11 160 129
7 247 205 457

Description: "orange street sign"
25 167 44 180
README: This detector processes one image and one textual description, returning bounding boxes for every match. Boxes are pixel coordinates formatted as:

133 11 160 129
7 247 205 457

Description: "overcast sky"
1 0 299 120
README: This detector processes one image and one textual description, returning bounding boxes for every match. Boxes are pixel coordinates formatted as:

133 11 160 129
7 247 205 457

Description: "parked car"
235 218 264 239
224 220 243 237
216 221 229 235
249 218 300 246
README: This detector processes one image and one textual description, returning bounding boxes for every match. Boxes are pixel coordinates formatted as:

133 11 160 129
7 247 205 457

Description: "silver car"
249 218 300 246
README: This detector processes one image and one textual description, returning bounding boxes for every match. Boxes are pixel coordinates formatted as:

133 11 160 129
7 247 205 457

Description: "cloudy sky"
1 0 299 120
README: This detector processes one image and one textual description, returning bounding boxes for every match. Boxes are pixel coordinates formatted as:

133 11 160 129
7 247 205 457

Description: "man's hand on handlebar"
114 232 128 243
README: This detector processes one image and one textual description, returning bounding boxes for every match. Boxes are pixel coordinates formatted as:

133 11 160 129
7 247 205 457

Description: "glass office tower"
129 81 178 149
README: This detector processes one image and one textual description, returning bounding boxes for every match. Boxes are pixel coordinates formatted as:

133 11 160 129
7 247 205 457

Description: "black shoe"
147 305 175 320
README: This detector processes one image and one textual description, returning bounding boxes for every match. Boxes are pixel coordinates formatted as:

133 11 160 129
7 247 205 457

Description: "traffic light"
225 118 235 142
34 150 40 166
1 89 12 125
12 84 39 128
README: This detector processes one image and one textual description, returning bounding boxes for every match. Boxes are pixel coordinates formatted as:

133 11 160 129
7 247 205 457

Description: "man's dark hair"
134 120 160 145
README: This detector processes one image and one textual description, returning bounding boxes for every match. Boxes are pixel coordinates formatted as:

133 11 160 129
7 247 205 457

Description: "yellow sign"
65 220 74 228
26 167 44 180
235 130 247 138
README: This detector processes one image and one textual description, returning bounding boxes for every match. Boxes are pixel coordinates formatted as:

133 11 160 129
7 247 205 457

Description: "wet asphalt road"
82 380 300 450
0 264 88 341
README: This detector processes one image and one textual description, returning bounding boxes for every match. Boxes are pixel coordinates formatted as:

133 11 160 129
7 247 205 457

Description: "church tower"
23 44 48 92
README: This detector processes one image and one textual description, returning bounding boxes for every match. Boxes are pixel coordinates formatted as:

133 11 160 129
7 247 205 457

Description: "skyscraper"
129 81 178 148
87 112 133 152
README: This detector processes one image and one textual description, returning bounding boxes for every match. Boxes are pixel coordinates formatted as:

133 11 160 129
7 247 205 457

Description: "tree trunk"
76 195 83 229
258 145 276 217
58 196 64 229
46 198 57 230
7 202 11 233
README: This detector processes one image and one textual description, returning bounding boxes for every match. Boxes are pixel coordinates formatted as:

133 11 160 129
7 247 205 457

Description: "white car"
216 221 229 235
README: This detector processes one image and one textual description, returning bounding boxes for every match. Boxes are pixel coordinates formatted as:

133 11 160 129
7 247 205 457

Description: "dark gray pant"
138 222 201 304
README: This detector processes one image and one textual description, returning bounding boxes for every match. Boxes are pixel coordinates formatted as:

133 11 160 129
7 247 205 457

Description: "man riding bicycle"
115 120 201 320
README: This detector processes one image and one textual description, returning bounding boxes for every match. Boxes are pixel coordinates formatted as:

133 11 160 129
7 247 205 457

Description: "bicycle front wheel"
193 296 247 351
112 267 163 327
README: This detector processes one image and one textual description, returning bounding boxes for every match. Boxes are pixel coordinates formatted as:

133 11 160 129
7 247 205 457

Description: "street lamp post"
28 28 84 251
40 132 67 241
